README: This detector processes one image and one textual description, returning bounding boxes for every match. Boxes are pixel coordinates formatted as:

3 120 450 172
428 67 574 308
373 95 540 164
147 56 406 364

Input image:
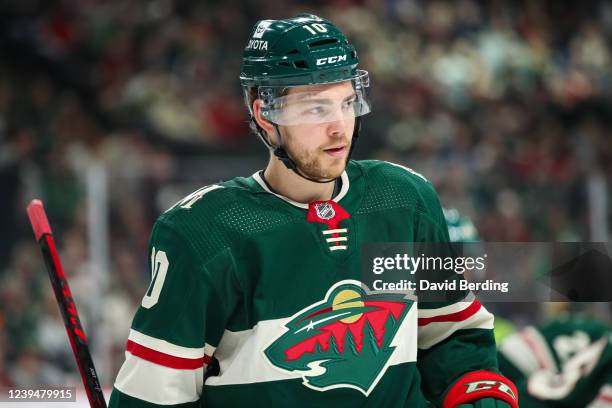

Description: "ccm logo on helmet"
316 55 347 66
464 380 517 400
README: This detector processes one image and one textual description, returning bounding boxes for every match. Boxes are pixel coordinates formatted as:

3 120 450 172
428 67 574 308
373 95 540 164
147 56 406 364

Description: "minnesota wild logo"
264 280 413 396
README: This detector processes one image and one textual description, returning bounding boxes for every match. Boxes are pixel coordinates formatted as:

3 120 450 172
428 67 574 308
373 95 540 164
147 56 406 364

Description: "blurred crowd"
1 0 611 388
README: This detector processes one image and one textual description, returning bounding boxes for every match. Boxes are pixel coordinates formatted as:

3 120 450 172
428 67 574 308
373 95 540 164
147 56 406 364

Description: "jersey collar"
252 170 350 209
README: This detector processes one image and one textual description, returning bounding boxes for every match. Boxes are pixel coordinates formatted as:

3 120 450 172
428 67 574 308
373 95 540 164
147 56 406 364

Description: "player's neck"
264 158 336 204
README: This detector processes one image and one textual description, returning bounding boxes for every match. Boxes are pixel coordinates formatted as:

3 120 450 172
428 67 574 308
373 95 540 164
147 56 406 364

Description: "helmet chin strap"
269 118 361 184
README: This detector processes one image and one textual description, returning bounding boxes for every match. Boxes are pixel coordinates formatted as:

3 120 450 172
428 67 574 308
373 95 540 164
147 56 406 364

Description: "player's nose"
326 118 347 139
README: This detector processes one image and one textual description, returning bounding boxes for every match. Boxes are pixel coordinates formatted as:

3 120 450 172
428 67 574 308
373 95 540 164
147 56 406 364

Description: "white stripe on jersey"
385 161 428 182
205 317 303 386
417 306 493 350
322 228 348 235
520 326 557 371
166 184 224 212
498 331 542 376
114 352 204 405
128 329 215 359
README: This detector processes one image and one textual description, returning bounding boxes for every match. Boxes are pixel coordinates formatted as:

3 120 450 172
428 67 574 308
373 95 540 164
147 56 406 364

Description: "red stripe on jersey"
418 300 482 326
599 394 612 404
126 340 212 369
519 330 550 370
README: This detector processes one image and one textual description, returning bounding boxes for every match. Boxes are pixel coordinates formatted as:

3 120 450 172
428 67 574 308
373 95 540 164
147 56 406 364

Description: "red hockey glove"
443 370 518 408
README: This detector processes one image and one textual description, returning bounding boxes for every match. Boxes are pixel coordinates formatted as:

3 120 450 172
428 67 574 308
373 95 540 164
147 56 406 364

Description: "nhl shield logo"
315 202 335 220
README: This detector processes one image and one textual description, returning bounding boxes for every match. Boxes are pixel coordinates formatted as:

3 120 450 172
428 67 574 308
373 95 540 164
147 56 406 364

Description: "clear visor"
260 70 371 126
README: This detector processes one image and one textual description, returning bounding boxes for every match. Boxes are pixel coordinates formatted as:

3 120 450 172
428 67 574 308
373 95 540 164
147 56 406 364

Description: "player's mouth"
323 145 346 157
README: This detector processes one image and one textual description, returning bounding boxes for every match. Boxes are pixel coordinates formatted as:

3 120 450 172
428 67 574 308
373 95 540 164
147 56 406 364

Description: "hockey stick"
27 199 107 408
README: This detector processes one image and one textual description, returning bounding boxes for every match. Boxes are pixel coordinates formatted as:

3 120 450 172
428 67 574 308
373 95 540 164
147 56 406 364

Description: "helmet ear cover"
244 86 273 147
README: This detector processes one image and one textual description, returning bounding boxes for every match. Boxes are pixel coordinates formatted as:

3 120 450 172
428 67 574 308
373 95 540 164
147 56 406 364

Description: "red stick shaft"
27 199 107 408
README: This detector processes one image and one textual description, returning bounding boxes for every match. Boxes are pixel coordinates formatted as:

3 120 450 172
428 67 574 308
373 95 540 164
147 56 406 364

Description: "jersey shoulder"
160 176 252 222
352 159 441 216
354 159 429 183
155 175 296 261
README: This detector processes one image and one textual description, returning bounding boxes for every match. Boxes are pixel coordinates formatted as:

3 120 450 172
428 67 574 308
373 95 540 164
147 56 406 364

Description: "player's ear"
252 99 278 145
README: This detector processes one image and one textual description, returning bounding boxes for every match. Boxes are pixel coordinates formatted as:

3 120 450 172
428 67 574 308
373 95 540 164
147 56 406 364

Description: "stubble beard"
284 137 351 181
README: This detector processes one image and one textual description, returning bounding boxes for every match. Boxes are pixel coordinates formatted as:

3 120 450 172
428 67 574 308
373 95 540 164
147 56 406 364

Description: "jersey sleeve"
414 181 499 405
109 218 239 408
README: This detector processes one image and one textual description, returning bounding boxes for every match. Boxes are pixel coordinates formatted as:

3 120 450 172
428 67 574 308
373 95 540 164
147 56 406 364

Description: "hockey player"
497 316 612 407
109 14 517 407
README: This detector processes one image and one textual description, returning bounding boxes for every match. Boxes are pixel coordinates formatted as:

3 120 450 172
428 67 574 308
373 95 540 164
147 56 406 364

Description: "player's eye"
303 105 328 116
342 97 357 110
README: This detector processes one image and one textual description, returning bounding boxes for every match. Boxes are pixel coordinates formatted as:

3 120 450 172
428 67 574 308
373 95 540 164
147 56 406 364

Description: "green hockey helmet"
240 14 371 127
240 14 370 182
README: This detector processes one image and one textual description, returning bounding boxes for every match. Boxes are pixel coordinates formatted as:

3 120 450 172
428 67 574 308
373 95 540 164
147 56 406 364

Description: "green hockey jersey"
109 160 498 407
498 316 612 407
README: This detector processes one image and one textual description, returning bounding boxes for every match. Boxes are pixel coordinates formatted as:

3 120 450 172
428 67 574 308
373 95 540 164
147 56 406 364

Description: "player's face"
278 81 356 180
